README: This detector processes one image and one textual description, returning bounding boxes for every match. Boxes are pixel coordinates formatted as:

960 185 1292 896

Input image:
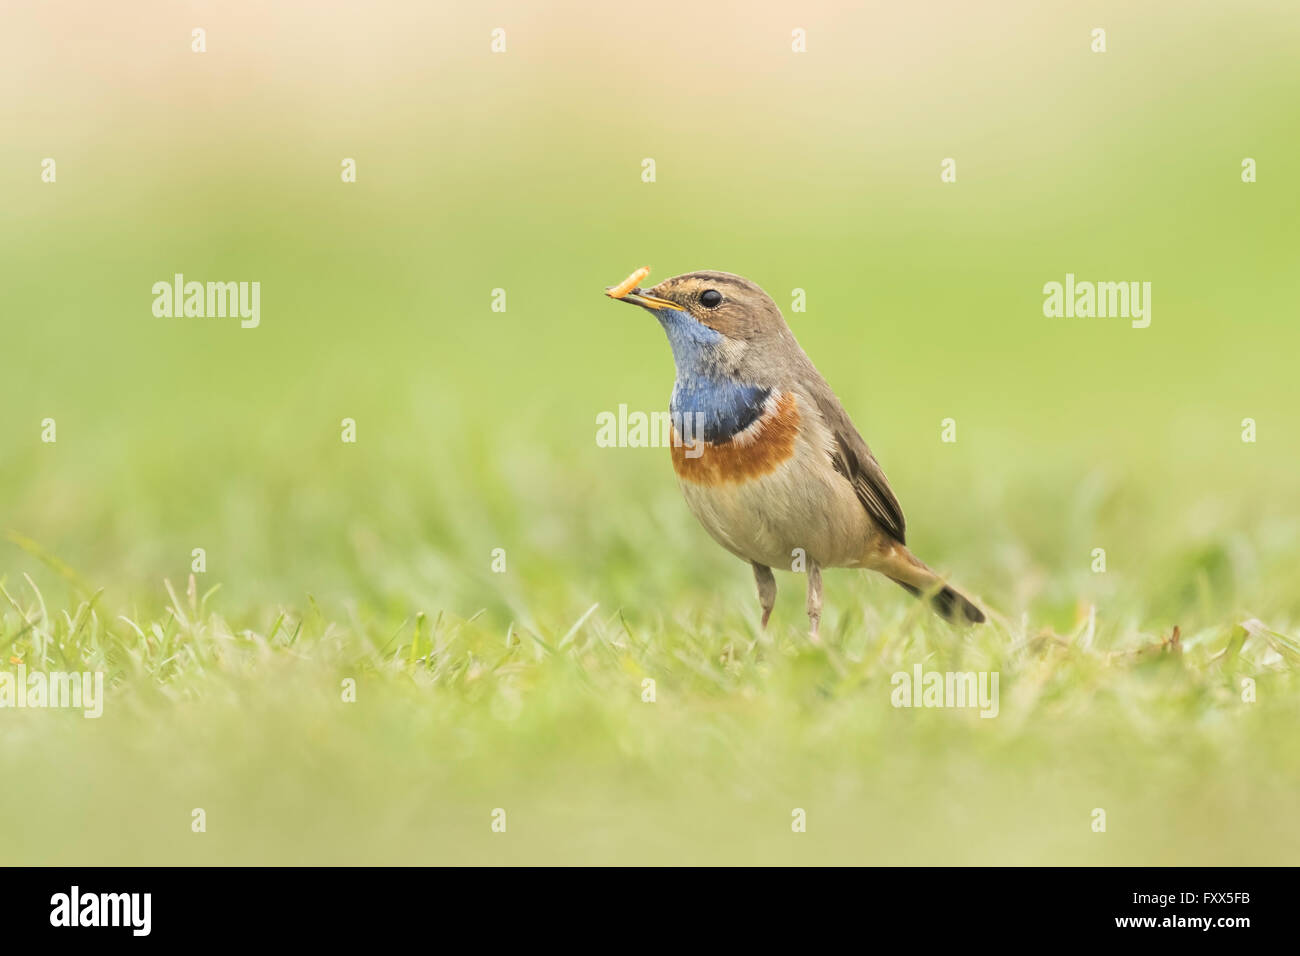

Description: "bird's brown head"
609 270 788 343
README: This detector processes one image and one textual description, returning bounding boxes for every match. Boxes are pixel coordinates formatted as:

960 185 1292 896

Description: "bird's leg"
752 562 776 629
806 560 823 642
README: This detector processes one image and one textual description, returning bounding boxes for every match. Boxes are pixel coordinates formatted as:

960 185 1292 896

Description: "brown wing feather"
807 386 906 544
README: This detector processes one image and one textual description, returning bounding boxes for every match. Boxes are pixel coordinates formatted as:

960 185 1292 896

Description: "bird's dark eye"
700 289 723 309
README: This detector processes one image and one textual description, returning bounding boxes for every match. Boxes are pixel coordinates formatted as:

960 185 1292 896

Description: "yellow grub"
606 265 650 299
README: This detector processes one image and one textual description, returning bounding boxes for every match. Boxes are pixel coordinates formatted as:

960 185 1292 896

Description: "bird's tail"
871 544 985 624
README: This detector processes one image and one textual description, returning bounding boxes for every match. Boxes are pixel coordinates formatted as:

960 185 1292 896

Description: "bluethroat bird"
606 268 985 639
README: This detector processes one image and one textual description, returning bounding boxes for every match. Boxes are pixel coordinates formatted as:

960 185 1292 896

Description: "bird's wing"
805 382 907 544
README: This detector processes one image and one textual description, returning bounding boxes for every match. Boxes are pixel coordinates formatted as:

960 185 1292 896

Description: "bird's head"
606 269 790 379
609 270 785 339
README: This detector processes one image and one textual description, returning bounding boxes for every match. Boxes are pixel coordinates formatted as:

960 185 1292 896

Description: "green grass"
4 429 1299 865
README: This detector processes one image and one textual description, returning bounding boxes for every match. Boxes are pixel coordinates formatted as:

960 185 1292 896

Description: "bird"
606 268 985 639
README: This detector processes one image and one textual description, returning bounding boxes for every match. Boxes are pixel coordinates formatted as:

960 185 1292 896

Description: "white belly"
676 438 876 570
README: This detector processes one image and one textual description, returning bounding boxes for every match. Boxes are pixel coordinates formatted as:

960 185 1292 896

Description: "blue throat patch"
656 309 770 444
672 379 771 444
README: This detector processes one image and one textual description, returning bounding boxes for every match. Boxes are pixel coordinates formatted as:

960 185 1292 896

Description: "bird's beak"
608 288 678 311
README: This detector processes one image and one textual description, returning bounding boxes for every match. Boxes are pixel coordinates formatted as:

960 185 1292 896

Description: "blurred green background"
2 0 1298 864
